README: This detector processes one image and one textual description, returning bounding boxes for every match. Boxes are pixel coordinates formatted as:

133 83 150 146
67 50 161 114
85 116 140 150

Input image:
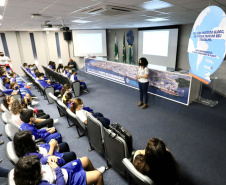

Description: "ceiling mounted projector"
41 21 53 28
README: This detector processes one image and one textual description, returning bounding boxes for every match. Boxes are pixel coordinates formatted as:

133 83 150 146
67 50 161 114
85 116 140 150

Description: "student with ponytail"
63 92 73 108
60 83 72 99
70 98 110 128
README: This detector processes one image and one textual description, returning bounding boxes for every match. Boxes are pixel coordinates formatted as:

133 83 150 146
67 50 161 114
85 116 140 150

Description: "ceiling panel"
180 1 221 10
0 0 223 31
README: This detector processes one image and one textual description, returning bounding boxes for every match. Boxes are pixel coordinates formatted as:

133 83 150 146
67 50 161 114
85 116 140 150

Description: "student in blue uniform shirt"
14 130 77 167
5 80 37 100
9 82 39 105
66 67 72 78
23 63 31 73
20 109 62 143
64 66 69 76
48 61 53 69
37 73 62 91
70 69 89 93
14 155 105 185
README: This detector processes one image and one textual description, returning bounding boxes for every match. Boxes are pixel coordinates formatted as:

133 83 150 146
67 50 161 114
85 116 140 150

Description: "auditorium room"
0 0 226 185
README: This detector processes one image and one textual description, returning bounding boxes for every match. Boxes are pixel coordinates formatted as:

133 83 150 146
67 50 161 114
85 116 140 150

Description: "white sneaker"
31 101 39 105
53 119 58 124
27 105 34 110
97 166 106 174
27 82 33 86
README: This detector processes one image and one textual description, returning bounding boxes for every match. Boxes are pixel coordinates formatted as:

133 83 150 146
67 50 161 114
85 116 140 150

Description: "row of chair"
2 69 155 185
42 65 81 97
49 92 154 184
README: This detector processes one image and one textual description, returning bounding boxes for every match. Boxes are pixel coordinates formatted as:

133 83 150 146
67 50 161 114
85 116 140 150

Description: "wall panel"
5 32 23 76
46 32 58 64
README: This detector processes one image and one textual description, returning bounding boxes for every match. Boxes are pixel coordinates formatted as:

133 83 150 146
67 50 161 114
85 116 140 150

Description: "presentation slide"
72 30 107 57
138 28 179 69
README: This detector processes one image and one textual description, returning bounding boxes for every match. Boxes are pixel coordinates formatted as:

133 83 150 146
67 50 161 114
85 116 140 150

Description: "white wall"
0 30 72 76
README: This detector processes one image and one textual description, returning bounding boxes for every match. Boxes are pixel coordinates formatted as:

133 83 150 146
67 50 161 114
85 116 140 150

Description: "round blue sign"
188 6 226 84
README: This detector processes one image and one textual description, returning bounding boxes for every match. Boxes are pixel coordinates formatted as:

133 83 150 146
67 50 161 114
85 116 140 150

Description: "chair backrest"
66 108 87 134
104 128 130 177
48 92 57 102
122 158 155 185
8 169 15 185
87 114 105 155
1 111 12 124
1 103 9 112
5 124 19 141
56 100 67 116
44 86 55 104
6 141 19 165
72 81 80 97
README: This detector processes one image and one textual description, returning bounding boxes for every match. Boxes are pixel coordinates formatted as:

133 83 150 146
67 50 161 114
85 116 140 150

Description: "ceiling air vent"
82 5 139 16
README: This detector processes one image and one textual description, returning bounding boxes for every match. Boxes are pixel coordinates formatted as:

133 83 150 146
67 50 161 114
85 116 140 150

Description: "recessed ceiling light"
146 17 169 22
71 20 91 23
0 0 5 6
0 15 2 19
138 0 173 10
43 28 59 31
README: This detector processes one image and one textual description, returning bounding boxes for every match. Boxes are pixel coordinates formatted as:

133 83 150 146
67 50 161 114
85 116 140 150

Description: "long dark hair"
57 64 64 73
70 98 83 113
63 92 72 106
3 77 9 86
13 130 39 157
2 95 12 110
14 155 42 185
60 83 71 96
139 57 148 68
134 138 167 176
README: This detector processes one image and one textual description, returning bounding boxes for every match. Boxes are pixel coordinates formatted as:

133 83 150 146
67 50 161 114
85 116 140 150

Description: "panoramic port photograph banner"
85 58 192 105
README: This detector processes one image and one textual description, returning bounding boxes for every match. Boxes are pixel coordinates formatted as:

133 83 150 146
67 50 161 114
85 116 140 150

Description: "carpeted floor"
0 70 226 185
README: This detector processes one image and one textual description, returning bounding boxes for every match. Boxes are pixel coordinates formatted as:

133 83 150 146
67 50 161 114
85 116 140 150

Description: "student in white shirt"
136 57 149 109
70 98 110 128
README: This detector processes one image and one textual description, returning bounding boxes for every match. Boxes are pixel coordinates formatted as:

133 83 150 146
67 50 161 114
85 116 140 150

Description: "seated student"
14 130 77 166
9 82 39 105
51 61 56 71
48 61 52 68
63 92 73 108
3 77 11 89
37 73 62 92
63 66 69 76
9 72 31 89
11 99 57 128
69 69 89 93
2 95 15 110
133 138 180 185
14 155 105 185
66 67 72 78
60 83 72 100
57 63 64 73
23 63 31 73
20 109 62 143
0 69 8 80
70 98 110 128
1 65 32 85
